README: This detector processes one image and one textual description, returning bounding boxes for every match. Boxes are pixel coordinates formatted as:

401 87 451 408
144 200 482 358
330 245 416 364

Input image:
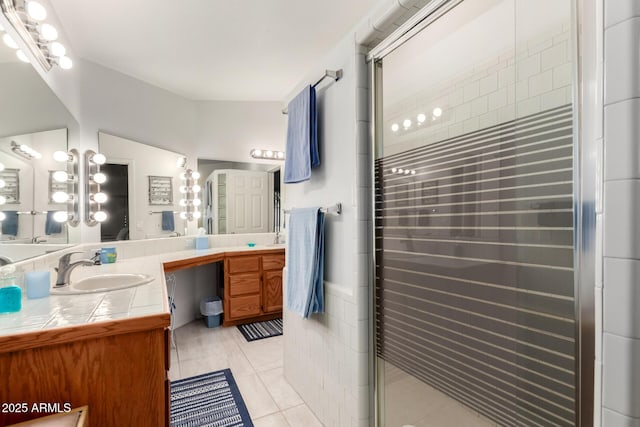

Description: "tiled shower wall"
602 1 640 425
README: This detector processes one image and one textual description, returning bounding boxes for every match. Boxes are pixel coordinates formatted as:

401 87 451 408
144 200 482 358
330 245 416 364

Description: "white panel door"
227 170 268 233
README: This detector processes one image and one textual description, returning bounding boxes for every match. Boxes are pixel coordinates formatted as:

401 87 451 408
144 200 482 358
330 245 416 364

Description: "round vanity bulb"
192 198 202 207
403 119 412 129
0 179 5 189
391 168 397 173
0 212 5 221
432 107 443 118
179 212 187 220
252 149 262 157
16 50 29 63
2 34 18 49
0 162 4 172
92 153 106 165
53 211 68 223
193 211 202 219
192 184 201 193
265 150 274 158
276 151 285 159
50 42 66 57
93 211 107 222
179 199 187 207
26 1 47 21
0 196 5 205
53 151 70 162
191 171 200 180
417 113 426 123
58 56 73 70
93 172 107 184
53 170 69 182
179 185 187 194
52 191 69 203
391 123 399 132
39 23 58 41
93 192 108 204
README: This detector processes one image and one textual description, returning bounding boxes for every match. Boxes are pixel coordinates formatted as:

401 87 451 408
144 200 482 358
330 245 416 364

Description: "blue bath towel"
286 207 325 318
1 211 18 236
284 85 319 183
45 211 62 235
161 211 175 231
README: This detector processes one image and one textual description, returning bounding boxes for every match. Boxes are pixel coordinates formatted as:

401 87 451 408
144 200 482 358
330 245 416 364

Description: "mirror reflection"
0 58 78 262
197 159 282 234
98 132 187 241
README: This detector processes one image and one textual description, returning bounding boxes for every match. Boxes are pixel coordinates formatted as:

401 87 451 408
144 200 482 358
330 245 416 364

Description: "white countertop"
0 243 285 338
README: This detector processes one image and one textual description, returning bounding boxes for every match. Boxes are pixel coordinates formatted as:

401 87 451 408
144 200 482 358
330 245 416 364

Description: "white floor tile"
259 367 304 411
283 404 323 427
235 373 281 419
253 412 292 427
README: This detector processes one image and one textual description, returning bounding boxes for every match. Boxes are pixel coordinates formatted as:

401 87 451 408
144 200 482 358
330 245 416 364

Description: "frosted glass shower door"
374 0 577 425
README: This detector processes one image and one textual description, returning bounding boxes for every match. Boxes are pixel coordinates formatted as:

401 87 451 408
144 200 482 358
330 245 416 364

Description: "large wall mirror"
98 132 188 241
0 53 79 262
197 159 282 235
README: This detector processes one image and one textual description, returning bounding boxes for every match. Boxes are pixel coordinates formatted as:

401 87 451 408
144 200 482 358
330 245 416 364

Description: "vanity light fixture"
432 107 443 119
84 149 108 226
179 168 201 221
10 140 41 159
250 149 285 160
0 0 73 71
51 148 80 226
176 156 187 168
417 113 426 124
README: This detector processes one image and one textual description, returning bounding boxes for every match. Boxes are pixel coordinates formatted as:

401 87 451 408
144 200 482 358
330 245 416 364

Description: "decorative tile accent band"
375 104 576 426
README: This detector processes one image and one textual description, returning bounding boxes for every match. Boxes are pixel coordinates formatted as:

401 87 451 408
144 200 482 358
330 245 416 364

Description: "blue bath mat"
171 369 253 426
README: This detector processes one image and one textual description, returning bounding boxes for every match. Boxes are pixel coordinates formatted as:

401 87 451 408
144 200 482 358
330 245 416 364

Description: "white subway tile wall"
603 1 640 424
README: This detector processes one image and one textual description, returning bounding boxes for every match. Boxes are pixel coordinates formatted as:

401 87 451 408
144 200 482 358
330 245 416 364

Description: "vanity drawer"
262 254 285 271
229 294 261 319
227 256 260 274
229 273 261 296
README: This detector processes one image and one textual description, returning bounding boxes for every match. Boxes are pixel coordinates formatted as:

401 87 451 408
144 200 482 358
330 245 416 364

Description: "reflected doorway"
101 163 129 241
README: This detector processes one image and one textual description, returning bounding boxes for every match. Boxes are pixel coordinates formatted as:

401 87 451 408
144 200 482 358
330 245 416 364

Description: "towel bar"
283 202 342 215
148 211 178 215
282 69 343 114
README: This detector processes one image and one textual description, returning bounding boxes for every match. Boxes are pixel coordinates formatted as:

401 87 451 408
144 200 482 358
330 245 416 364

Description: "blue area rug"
237 318 283 342
171 369 253 427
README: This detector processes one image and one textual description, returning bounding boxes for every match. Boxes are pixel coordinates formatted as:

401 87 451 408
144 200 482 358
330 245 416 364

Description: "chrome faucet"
55 251 94 287
31 235 47 244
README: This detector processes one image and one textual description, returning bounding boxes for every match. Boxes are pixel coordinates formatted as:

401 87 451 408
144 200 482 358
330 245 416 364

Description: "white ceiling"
50 0 379 101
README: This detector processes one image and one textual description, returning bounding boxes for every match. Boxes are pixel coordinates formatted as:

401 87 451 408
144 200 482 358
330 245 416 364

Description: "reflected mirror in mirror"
0 53 78 263
99 132 187 242
197 159 282 235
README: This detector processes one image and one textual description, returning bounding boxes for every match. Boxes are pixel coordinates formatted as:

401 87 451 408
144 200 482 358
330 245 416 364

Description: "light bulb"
59 56 73 70
192 198 201 207
0 212 5 221
411 170 416 175
0 196 5 205
253 149 262 157
391 168 397 173
179 199 187 207
26 1 47 20
93 192 108 203
39 23 58 41
191 171 200 180
53 211 68 223
0 162 4 171
93 211 107 222
52 191 69 203
277 151 285 159
179 185 187 194
403 119 412 129
16 50 29 63
53 151 70 162
2 34 18 49
192 184 201 193
179 212 187 220
432 107 443 118
176 157 186 168
0 179 5 189
50 42 66 57
417 113 426 123
404 170 410 175
92 153 106 165
398 168 404 174
391 123 399 132
265 150 274 158
93 172 107 184
193 211 201 219
53 171 69 182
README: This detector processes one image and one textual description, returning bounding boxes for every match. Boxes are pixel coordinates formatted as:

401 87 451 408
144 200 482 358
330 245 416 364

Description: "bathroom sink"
52 273 154 294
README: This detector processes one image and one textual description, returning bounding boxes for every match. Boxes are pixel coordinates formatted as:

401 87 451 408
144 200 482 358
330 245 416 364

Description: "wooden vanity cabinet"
223 249 284 326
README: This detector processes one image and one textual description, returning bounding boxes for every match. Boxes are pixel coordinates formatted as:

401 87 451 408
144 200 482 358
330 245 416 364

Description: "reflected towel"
1 211 18 236
284 85 318 184
285 207 325 318
161 211 175 231
45 211 62 235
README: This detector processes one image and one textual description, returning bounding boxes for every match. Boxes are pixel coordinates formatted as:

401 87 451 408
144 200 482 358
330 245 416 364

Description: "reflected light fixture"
391 123 399 132
84 149 108 226
179 168 201 222
432 107 443 118
0 0 73 71
10 141 41 159
250 148 285 160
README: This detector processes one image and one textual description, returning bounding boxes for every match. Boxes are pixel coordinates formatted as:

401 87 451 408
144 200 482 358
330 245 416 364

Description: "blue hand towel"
161 211 175 231
45 211 62 235
284 85 319 184
1 211 18 236
285 207 325 318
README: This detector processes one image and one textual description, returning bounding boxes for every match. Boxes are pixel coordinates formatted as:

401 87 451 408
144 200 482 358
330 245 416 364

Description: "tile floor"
170 320 323 427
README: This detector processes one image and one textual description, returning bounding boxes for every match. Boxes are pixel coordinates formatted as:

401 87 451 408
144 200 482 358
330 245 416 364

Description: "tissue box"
195 236 209 250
